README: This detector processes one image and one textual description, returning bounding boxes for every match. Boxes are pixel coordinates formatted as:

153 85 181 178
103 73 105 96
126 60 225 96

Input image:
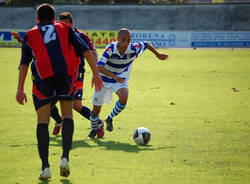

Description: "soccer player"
52 12 104 138
11 32 65 131
15 3 103 180
88 28 168 138
11 13 105 138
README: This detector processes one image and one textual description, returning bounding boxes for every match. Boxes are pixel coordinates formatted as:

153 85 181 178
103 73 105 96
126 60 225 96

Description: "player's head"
59 12 74 29
36 3 55 22
117 28 131 50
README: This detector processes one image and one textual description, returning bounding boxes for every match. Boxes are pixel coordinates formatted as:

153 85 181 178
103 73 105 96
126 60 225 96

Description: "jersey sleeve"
97 44 113 66
79 32 96 51
134 41 148 57
20 35 33 66
68 28 90 57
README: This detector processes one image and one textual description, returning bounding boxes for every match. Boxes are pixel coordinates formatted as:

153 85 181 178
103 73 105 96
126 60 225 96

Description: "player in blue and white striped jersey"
88 28 168 138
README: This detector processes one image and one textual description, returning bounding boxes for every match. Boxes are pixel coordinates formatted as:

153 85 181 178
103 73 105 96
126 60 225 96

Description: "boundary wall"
0 4 250 31
0 4 249 48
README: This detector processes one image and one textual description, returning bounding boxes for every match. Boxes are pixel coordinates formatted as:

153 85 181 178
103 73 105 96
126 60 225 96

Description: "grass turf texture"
0 48 249 184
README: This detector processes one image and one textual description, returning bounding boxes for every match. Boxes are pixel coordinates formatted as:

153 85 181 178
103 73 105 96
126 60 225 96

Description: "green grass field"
0 48 250 184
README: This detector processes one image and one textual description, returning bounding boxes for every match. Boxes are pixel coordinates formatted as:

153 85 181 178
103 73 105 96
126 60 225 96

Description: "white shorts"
92 81 128 106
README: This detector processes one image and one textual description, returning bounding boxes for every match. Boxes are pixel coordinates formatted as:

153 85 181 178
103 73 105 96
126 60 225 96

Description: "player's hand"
157 53 168 61
16 90 27 105
92 74 103 92
11 32 23 43
114 76 125 84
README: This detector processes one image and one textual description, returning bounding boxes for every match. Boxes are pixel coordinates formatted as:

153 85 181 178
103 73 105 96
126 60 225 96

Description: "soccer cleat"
60 157 70 177
105 117 113 132
52 123 62 135
97 120 104 138
39 167 51 180
88 129 98 138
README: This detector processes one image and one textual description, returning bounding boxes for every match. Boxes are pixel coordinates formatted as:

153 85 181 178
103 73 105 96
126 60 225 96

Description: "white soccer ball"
133 127 151 146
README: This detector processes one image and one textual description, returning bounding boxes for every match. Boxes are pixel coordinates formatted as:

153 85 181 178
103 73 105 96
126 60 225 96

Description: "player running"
52 12 104 138
88 28 168 138
12 12 105 138
15 3 103 180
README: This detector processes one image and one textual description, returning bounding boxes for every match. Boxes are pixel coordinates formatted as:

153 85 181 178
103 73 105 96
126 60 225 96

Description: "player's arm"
69 29 103 91
146 42 168 61
83 50 103 91
16 64 28 105
11 32 23 43
16 36 33 105
97 48 124 83
79 32 98 63
91 49 98 63
97 65 124 83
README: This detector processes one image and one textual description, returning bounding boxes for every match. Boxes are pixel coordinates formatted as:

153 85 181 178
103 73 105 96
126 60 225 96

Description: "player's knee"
119 96 128 105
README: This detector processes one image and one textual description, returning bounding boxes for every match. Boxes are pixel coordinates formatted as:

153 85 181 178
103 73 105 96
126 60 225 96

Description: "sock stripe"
90 113 99 130
109 100 126 119
117 101 126 109
114 106 123 112
90 116 98 122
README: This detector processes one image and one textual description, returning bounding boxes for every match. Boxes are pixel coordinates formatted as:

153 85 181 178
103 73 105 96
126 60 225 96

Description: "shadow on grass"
8 135 175 153
37 179 50 184
49 135 95 149
47 135 176 153
60 178 73 184
92 139 176 153
36 179 73 184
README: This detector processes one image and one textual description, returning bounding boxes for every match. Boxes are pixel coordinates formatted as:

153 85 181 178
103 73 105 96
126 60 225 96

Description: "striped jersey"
97 41 148 83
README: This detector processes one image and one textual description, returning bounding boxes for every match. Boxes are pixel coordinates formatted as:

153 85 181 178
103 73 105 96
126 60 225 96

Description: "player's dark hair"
59 12 73 23
118 28 131 38
37 3 55 22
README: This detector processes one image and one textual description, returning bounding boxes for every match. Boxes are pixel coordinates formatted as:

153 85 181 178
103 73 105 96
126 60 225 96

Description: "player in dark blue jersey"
52 12 104 138
12 13 105 138
15 3 103 180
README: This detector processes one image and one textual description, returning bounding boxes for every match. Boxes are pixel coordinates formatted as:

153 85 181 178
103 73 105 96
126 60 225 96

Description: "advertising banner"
84 30 117 48
1 29 250 48
131 31 250 48
0 29 117 48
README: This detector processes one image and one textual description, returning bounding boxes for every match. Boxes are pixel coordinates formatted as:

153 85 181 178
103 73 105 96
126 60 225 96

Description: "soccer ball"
133 127 151 146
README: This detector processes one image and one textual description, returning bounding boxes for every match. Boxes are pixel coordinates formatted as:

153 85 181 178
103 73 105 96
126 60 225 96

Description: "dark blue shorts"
32 75 74 111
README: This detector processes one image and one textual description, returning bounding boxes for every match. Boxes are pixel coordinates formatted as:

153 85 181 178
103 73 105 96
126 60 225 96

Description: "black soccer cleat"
88 129 98 138
105 118 113 132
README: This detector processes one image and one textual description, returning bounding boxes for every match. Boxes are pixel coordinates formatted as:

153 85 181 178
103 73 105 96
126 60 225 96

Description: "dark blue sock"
79 105 91 120
36 123 50 170
50 106 62 125
62 118 74 161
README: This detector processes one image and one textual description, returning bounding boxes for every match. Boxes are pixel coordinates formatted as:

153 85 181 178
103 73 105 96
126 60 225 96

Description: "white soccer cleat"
60 157 70 177
39 167 51 180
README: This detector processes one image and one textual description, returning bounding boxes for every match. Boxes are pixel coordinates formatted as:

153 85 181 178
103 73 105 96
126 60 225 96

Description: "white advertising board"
131 31 250 48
